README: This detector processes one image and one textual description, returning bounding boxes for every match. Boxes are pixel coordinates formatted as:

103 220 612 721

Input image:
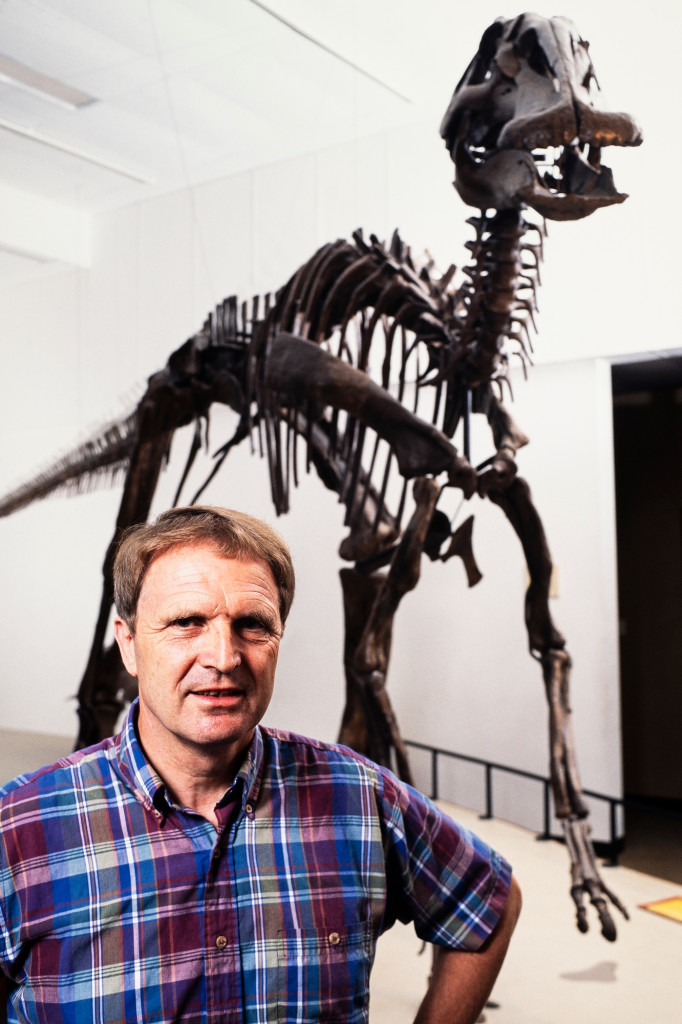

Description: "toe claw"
598 907 617 942
564 819 628 941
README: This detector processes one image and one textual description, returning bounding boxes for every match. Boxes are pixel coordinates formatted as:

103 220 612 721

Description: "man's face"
114 542 283 770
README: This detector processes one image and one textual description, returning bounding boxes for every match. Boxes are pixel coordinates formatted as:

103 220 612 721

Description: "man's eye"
173 617 202 629
239 617 272 636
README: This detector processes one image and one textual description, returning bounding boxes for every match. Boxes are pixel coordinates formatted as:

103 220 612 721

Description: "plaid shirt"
0 702 511 1023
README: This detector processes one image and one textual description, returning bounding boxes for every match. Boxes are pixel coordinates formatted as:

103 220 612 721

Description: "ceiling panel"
0 0 645 286
0 0 434 226
0 0 421 213
0 1 143 79
66 54 163 103
0 247 53 276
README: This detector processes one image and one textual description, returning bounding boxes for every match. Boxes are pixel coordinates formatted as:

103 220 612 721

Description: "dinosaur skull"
440 13 642 220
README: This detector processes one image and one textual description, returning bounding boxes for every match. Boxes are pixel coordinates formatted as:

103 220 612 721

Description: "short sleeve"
0 803 22 973
378 770 512 951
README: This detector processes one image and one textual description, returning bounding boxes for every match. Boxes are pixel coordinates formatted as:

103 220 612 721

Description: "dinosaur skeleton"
0 14 641 941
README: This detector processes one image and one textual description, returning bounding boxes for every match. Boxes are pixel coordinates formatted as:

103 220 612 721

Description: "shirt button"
216 935 228 949
212 846 222 859
245 803 254 814
328 932 341 946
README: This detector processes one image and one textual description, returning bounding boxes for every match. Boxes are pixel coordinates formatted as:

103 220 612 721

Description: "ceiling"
0 0 648 289
0 0 474 278
0 0 464 207
0 5 675 409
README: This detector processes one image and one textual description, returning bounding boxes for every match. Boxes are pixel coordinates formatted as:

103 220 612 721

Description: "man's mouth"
192 688 244 701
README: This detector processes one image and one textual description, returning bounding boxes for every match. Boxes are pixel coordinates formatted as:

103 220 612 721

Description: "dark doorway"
612 355 682 883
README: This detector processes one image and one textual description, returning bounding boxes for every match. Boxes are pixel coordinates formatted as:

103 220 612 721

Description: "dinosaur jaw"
453 138 631 221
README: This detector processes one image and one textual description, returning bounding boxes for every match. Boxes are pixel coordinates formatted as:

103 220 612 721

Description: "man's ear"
114 617 138 678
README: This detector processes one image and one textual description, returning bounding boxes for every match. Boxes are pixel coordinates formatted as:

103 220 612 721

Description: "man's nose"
199 621 241 672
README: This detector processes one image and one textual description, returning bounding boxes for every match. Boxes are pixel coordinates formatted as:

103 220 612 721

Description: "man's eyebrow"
161 604 280 628
238 609 280 627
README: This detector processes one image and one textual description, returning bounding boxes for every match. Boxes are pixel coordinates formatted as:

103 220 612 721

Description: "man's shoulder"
254 727 448 840
0 735 120 811
259 725 386 783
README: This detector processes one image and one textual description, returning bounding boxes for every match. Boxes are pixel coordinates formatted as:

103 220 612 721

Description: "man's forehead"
142 541 277 597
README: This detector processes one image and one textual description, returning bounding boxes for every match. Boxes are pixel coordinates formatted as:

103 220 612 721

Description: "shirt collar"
239 722 264 807
116 698 265 814
117 699 165 810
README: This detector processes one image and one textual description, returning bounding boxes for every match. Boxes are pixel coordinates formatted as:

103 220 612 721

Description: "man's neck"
163 765 235 827
137 719 252 828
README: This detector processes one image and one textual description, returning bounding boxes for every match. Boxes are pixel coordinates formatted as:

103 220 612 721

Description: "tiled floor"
1 731 679 1023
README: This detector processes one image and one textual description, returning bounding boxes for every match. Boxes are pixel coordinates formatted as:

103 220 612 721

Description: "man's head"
113 505 295 633
112 507 295 783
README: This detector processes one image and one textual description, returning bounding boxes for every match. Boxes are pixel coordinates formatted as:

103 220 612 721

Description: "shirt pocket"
276 925 370 1023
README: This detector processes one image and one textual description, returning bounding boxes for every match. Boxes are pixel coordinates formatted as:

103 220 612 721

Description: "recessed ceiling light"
0 54 96 110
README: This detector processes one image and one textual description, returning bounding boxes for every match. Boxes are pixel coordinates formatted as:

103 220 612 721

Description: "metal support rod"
431 748 439 801
537 778 552 840
608 799 619 866
481 763 493 819
463 387 472 463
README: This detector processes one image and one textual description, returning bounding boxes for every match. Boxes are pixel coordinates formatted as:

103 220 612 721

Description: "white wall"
390 358 621 837
0 1 677 841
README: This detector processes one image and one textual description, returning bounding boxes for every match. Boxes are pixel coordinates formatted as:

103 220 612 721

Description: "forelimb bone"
265 333 473 487
488 475 628 939
475 388 529 497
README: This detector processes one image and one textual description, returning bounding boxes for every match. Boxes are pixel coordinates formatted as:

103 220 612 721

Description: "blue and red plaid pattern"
0 702 511 1023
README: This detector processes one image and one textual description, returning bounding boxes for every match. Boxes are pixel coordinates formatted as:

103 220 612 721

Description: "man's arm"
413 874 522 1024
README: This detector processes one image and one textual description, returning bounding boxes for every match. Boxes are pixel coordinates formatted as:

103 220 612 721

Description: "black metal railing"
405 738 682 866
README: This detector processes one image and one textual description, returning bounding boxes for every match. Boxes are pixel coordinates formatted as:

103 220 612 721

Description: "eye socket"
165 613 279 638
237 615 277 638
172 616 204 629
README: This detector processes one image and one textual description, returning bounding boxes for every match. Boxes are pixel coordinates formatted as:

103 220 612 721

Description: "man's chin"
188 713 257 754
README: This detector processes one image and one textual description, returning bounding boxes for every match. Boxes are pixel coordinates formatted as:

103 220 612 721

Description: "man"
0 506 521 1023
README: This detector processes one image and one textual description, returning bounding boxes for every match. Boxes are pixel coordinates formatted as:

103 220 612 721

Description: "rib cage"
231 221 542 548
256 231 456 538
0 219 543 549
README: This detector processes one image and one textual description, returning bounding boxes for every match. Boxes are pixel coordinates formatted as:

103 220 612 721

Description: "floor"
1 730 679 1024
371 805 681 1024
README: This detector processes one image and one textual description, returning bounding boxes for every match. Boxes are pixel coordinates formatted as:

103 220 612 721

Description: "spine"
459 208 543 387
